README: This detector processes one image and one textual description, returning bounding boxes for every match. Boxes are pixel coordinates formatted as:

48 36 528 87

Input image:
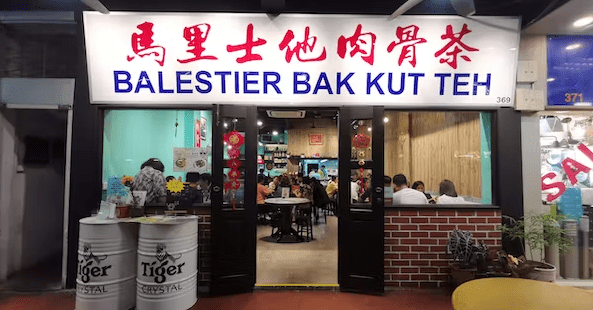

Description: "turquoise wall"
480 112 492 204
103 110 212 183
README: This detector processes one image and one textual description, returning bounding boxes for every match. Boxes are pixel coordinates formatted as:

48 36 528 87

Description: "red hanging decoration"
227 159 241 169
228 179 241 190
224 130 245 147
352 132 371 149
227 148 241 159
228 169 241 179
224 129 243 210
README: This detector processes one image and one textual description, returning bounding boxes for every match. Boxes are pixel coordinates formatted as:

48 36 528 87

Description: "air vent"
266 110 306 118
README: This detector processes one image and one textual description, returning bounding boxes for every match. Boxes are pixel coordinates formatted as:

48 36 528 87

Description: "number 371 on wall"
565 93 584 102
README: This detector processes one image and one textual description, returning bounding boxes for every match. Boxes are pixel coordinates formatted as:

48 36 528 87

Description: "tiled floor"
0 253 62 292
257 213 338 285
0 289 455 310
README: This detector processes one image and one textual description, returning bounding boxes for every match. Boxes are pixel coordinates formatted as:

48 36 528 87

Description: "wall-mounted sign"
547 36 593 107
309 134 323 145
194 120 201 148
83 12 520 107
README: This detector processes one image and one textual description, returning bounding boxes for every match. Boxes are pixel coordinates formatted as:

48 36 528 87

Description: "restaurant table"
262 197 310 243
451 277 593 310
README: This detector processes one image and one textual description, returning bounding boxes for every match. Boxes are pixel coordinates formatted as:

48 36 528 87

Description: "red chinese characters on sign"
434 23 479 69
127 22 166 66
177 24 217 63
226 23 267 63
279 27 327 63
337 24 376 65
387 25 426 68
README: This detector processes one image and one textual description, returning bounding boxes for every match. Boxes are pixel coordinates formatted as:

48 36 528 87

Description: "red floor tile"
0 289 454 310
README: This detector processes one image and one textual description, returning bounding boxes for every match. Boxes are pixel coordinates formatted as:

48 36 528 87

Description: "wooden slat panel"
384 112 482 199
384 111 410 181
286 118 338 173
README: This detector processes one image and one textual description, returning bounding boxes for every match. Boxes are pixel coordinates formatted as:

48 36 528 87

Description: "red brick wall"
384 209 502 288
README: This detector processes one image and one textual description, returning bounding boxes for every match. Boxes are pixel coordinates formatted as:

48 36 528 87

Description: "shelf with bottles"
263 143 289 161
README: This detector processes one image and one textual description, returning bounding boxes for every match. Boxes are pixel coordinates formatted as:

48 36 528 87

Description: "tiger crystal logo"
141 243 185 284
78 244 111 283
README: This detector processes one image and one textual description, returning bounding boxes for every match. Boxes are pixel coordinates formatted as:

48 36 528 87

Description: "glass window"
350 118 373 208
539 112 593 280
102 109 212 207
384 111 492 205
222 117 245 209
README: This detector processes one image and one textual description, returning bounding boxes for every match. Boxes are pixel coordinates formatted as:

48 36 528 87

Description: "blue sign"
107 176 127 198
548 35 593 106
558 187 583 220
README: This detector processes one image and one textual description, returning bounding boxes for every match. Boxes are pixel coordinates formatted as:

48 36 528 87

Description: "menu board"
173 147 211 173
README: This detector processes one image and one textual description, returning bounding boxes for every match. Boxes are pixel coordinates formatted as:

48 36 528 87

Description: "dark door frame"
338 106 385 295
210 104 258 295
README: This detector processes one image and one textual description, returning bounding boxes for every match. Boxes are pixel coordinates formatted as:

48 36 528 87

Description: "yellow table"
451 278 593 310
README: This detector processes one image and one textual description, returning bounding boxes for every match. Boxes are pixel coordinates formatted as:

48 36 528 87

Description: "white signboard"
83 12 520 107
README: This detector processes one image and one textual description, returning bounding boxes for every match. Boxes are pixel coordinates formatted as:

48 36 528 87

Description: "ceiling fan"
389 0 476 20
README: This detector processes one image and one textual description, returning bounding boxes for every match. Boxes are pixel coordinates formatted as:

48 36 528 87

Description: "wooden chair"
294 204 313 241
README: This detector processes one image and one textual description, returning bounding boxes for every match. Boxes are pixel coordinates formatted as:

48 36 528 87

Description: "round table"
452 278 593 310
263 198 310 243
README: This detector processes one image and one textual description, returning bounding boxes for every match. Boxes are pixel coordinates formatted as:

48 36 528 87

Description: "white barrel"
136 216 198 310
76 217 139 310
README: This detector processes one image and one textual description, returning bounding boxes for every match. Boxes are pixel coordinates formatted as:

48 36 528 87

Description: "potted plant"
446 230 490 286
497 213 573 282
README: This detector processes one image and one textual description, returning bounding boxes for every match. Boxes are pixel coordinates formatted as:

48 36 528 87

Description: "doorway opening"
0 109 67 292
255 108 339 286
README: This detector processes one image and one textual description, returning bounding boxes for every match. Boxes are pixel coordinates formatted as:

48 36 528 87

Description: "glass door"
338 106 384 294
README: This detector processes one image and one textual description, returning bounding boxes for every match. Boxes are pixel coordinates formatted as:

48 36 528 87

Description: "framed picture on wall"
195 119 201 148
309 134 323 145
201 117 207 140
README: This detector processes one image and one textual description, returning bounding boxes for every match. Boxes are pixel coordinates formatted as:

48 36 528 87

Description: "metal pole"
563 220 579 279
61 108 73 289
581 215 590 279
545 220 561 279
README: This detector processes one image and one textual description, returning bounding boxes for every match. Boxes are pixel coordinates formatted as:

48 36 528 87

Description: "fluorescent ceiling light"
573 16 593 28
566 43 582 50
547 78 555 82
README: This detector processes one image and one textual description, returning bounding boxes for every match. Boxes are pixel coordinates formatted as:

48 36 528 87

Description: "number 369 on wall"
565 93 584 102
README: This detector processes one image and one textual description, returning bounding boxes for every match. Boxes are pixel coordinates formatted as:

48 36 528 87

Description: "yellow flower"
167 179 184 193
122 175 134 186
